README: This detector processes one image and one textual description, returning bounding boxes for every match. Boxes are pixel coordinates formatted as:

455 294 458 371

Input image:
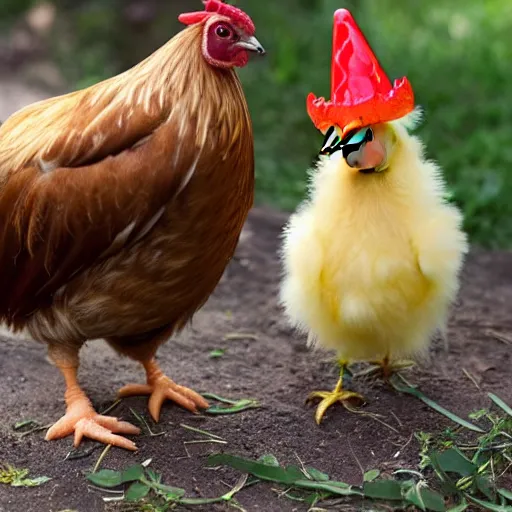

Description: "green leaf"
305 493 322 506
404 483 428 511
363 480 404 501
418 487 447 512
13 420 38 431
209 454 315 486
282 465 308 482
11 476 51 487
467 495 512 511
146 469 161 483
125 481 150 502
390 375 485 433
469 409 488 420
209 349 226 358
0 465 49 487
498 489 512 502
431 448 477 477
258 454 280 467
0 466 28 483
306 467 330 482
364 469 381 482
120 465 145 484
208 454 361 498
293 479 362 496
151 481 186 498
447 500 469 512
201 393 240 405
476 475 495 501
205 398 261 415
180 497 230 505
86 469 122 488
319 480 352 489
488 393 512 417
397 481 446 511
473 449 492 468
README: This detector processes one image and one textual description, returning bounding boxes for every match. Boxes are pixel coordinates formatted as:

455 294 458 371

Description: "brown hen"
0 0 265 450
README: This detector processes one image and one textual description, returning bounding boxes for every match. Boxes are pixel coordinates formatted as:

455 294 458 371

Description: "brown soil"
0 207 511 512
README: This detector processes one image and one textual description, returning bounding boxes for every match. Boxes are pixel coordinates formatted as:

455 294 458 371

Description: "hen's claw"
45 396 140 451
118 360 209 422
118 378 209 421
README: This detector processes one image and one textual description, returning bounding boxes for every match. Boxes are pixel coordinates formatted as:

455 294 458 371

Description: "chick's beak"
346 138 386 171
236 35 266 55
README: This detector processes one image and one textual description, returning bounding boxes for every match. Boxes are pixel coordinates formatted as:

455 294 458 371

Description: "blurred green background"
1 0 511 247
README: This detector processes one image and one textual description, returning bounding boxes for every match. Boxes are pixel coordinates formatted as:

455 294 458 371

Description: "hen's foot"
306 362 365 425
356 356 415 382
45 389 140 451
118 360 209 422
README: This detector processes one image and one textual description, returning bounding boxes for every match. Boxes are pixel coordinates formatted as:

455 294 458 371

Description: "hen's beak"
236 35 266 55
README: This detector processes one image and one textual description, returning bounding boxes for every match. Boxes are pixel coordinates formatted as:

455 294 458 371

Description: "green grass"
4 0 512 247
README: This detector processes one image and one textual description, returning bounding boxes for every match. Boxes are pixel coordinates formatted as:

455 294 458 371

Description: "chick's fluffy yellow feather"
280 112 468 364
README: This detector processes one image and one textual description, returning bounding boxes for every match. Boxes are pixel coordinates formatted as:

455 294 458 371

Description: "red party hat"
307 9 414 137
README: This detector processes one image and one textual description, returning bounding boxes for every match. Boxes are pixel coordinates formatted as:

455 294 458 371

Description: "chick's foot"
45 387 140 451
118 359 209 422
306 375 365 425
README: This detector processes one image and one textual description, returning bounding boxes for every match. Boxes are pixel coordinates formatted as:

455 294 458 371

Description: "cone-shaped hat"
307 9 414 138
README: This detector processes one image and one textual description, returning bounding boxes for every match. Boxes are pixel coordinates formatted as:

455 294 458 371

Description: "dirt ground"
0 207 511 512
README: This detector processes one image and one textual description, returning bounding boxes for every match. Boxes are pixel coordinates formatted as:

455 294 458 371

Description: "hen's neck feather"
0 25 247 175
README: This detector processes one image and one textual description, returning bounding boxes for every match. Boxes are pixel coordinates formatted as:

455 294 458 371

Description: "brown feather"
0 23 254 344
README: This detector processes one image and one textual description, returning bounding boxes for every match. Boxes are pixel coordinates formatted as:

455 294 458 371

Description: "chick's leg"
45 344 140 451
110 336 208 422
359 353 415 381
306 360 365 425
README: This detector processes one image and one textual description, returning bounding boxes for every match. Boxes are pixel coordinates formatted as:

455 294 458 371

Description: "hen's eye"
216 26 231 38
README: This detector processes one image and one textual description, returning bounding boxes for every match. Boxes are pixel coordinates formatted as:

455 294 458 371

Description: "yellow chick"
279 111 468 424
280 6 468 425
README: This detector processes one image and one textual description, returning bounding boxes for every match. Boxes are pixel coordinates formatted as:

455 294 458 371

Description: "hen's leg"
118 359 209 421
45 344 140 450
306 360 365 425
108 336 208 422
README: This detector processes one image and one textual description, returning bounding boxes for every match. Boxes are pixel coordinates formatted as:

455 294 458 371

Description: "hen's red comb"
178 1 255 36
